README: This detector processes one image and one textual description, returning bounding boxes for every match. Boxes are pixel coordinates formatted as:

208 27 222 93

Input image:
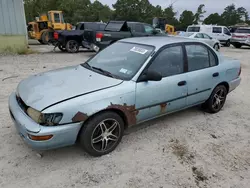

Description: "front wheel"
204 85 228 113
79 111 124 157
225 40 230 47
66 40 79 53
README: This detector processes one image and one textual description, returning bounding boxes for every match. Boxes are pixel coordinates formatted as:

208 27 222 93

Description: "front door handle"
213 72 219 77
178 81 187 86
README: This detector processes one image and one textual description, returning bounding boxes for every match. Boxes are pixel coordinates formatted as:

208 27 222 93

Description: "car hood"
17 65 123 111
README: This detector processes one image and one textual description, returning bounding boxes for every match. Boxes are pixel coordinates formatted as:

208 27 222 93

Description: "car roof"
120 36 196 50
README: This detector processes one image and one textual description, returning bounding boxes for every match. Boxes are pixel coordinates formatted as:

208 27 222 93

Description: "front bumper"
8 92 82 150
229 77 241 93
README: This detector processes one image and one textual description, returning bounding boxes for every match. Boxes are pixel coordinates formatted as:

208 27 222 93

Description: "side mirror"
138 70 162 82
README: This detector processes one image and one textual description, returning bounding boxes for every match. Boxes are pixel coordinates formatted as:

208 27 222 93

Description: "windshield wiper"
91 66 117 79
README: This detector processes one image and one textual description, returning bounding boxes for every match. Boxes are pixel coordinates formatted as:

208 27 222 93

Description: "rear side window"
186 45 210 71
129 24 144 33
235 28 250 34
148 46 184 77
195 33 204 38
212 27 222 33
187 27 200 32
209 51 217 67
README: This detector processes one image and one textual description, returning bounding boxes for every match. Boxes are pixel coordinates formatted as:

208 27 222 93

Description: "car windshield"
82 42 154 80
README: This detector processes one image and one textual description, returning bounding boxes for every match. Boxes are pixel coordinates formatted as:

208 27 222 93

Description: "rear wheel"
66 40 79 53
203 85 228 114
38 40 45 44
41 31 49 44
79 111 124 157
233 43 242 49
213 43 220 51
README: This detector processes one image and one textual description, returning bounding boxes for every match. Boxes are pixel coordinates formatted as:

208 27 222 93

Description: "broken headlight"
27 107 63 126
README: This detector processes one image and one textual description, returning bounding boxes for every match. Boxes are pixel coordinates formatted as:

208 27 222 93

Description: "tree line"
24 0 250 30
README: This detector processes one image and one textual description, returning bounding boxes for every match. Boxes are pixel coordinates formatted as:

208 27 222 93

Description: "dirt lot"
0 42 249 188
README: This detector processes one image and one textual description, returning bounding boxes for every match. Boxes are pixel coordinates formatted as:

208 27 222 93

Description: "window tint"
187 27 200 32
148 46 184 77
195 33 204 38
54 13 61 23
209 51 217 66
235 28 250 34
212 27 222 33
144 25 154 34
203 33 211 39
128 24 144 33
186 45 210 71
223 28 231 35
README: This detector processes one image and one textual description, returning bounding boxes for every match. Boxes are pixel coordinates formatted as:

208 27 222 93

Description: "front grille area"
16 95 28 112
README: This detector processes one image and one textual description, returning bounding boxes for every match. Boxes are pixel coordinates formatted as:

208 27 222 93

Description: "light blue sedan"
9 37 241 156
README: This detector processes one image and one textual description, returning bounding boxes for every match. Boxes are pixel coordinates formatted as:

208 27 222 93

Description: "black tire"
79 111 124 157
233 43 242 49
41 31 49 44
66 40 79 53
38 40 45 44
225 40 231 47
204 85 228 114
213 43 220 51
58 45 66 52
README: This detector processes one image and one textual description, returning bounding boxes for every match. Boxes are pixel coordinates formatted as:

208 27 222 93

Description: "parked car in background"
177 32 220 51
51 22 106 53
230 27 250 48
187 25 231 47
83 20 166 52
9 37 241 156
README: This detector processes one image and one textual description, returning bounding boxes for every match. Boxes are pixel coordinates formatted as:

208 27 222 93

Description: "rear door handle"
213 72 219 77
178 81 187 86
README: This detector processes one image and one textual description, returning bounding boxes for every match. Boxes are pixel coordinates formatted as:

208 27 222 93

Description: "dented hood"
17 65 123 111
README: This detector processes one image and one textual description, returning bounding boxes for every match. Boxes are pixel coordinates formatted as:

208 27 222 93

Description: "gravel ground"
0 42 249 188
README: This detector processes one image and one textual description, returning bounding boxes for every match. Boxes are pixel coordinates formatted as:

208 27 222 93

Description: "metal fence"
0 0 27 35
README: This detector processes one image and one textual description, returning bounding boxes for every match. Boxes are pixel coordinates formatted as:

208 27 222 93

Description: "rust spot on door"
72 111 88 122
160 103 167 113
107 103 138 126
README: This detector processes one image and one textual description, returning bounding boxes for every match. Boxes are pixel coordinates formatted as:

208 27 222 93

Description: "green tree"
220 4 241 26
237 7 249 22
179 10 194 30
203 13 222 25
163 5 179 26
194 4 206 24
113 0 154 23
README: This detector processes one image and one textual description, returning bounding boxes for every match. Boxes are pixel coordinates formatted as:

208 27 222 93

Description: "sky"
94 0 250 18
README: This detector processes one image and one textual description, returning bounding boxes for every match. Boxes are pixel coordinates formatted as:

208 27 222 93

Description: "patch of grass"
1 46 37 55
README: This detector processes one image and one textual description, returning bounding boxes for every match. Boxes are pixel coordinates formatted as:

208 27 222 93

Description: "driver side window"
148 46 184 77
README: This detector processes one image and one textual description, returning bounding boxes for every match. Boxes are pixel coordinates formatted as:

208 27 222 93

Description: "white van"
187 25 231 46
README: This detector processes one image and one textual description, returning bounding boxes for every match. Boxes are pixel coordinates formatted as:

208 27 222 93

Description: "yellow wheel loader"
27 11 72 44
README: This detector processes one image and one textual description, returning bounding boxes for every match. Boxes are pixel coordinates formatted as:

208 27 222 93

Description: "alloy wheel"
91 119 121 152
212 89 226 110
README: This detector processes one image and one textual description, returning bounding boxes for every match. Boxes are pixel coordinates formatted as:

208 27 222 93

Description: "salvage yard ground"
0 41 249 188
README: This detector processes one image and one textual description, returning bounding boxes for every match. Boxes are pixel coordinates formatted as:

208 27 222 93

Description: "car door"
202 33 215 47
185 43 220 106
135 45 188 122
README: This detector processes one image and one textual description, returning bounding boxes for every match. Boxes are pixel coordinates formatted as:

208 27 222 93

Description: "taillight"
54 32 59 40
96 33 103 42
